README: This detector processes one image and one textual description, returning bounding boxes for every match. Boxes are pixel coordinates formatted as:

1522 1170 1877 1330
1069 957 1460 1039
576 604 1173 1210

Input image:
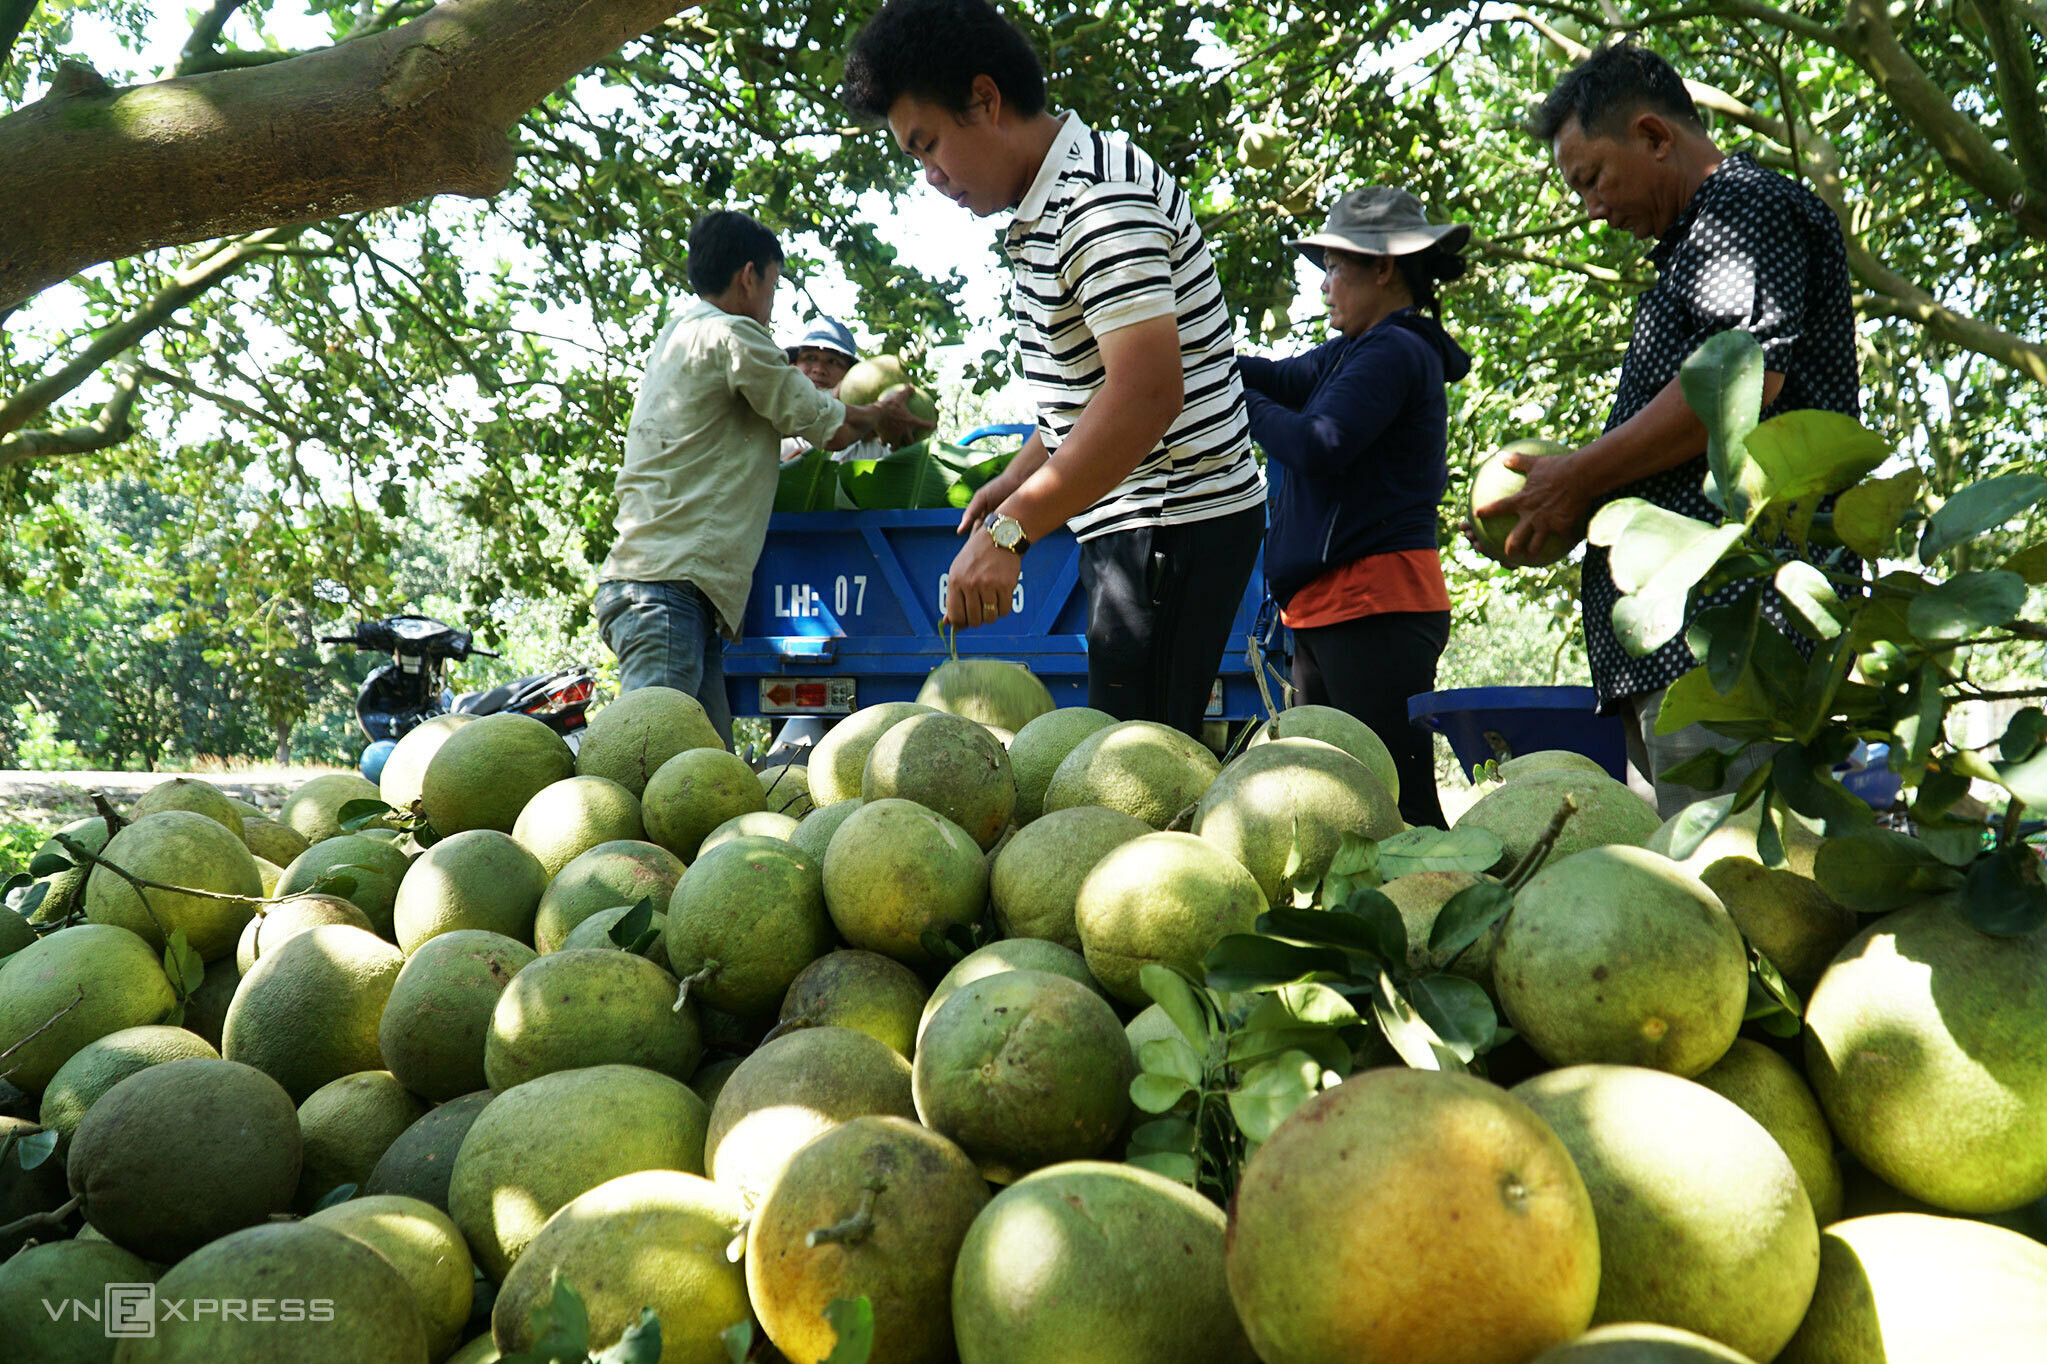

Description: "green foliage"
506 1275 662 1364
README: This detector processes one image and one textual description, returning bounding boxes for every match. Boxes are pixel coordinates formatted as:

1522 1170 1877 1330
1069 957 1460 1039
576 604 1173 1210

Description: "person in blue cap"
780 316 890 466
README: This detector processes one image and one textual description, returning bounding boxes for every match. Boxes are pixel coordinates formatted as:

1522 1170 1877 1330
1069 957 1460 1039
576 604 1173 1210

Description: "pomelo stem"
674 961 719 1013
0 1192 81 1240
806 1182 883 1248
1502 795 1578 893
758 1012 815 1046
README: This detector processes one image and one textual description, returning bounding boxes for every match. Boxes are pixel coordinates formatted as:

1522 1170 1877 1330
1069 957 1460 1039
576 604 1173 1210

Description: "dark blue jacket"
1239 309 1471 607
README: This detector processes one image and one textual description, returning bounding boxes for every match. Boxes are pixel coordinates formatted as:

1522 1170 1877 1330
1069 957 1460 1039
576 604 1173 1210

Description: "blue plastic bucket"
1408 686 1628 782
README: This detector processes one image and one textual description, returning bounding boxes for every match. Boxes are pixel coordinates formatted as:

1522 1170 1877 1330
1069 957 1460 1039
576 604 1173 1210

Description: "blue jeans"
593 579 734 748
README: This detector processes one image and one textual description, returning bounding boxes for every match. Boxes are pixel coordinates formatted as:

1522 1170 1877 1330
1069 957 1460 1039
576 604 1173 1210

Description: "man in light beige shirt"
596 211 923 744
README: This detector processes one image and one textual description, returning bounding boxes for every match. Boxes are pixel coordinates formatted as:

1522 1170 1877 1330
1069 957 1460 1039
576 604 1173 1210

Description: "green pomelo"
295 1069 429 1210
641 746 767 862
380 930 536 1101
110 1221 429 1364
808 701 933 806
1528 1324 1759 1362
0 924 176 1092
510 774 644 878
421 712 577 837
701 809 800 853
1379 870 1497 986
836 353 910 407
221 923 406 1101
915 659 1055 734
575 686 724 798
957 1160 1256 1364
1244 704 1400 803
0 1239 159 1364
276 833 412 939
392 828 549 954
448 1063 710 1281
1074 831 1265 1005
483 948 701 1090
67 1057 301 1262
1695 1037 1844 1226
1043 719 1222 829
0 905 31 958
1007 706 1118 825
1194 738 1401 904
1646 800 1826 879
177 955 239 1051
129 777 244 837
705 1026 916 1208
85 810 261 960
914 970 1133 1183
1512 1064 1819 1360
666 835 830 1018
252 855 284 897
560 903 669 960
1 1113 68 1258
237 892 370 975
748 1116 989 1364
1454 768 1661 871
307 1193 475 1361
918 938 1105 1044
534 839 685 952
820 798 987 970
364 1089 493 1212
877 380 942 443
240 814 310 868
1646 805 1851 992
989 805 1151 951
281 771 388 844
778 949 929 1058
491 1169 749 1361
789 797 863 862
1471 439 1581 566
380 713 479 812
39 1024 219 1147
222 795 266 819
690 1056 744 1110
861 710 1016 851
757 761 816 817
1803 894 2047 1213
1225 1069 1600 1364
1498 750 1612 781
1495 846 1747 1076
24 818 113 925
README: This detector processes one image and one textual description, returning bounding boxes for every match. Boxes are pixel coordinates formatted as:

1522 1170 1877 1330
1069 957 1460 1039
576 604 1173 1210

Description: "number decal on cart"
776 576 867 619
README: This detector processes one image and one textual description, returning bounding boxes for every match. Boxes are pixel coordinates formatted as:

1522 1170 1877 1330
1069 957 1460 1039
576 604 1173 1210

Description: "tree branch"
1473 240 1648 287
1 0 38 75
1972 0 2047 189
176 0 252 76
0 362 146 467
135 363 309 442
0 0 701 313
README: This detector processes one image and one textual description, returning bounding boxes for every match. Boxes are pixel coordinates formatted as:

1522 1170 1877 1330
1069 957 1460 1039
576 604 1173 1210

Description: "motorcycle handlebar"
469 648 501 659
318 634 356 644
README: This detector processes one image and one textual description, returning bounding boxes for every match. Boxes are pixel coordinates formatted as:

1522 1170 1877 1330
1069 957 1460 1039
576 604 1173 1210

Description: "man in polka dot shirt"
1474 41 1859 816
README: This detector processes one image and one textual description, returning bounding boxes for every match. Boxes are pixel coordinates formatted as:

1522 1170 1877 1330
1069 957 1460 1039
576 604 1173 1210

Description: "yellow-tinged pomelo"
294 1069 428 1210
241 813 310 868
1498 749 1611 781
706 1026 916 1208
1512 1064 1820 1361
0 924 177 1092
808 701 932 806
446 1336 501 1364
1006 707 1118 825
748 1117 988 1364
837 354 910 407
1074 831 1264 1005
1528 1324 1759 1363
778 949 929 1058
917 938 1104 1044
861 710 1016 850
1244 704 1400 802
756 761 815 817
576 685 724 797
1496 845 1747 1076
790 797 863 862
1194 738 1401 904
511 774 644 878
381 712 478 812
1471 438 1582 566
1694 1038 1844 1226
448 1063 710 1281
364 1089 493 1212
129 777 244 837
237 892 371 974
958 1160 1256 1364
276 833 412 939
1778 1212 2047 1364
483 947 701 1089
701 809 800 853
1042 720 1221 829
491 1170 749 1362
307 1193 475 1361
39 1024 219 1147
110 1221 429 1364
666 835 830 1019
282 771 389 844
0 1239 160 1364
1803 894 2047 1213
421 711 576 837
1455 767 1661 871
989 804 1151 951
641 746 767 862
392 828 549 953
533 839 685 952
85 810 262 960
1225 1068 1601 1364
915 659 1055 734
67 1057 301 1262
821 798 987 970
221 923 405 1101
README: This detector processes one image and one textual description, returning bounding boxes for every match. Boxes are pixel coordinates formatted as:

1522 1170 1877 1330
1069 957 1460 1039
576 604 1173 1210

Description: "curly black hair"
842 0 1046 125
686 210 783 297
1534 39 1704 142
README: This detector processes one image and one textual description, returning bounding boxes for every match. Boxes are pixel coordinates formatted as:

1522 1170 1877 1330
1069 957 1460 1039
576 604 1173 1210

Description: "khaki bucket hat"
1290 187 1472 269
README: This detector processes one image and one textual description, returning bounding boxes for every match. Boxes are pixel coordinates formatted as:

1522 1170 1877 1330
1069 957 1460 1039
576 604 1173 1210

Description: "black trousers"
1291 609 1451 829
1077 505 1266 738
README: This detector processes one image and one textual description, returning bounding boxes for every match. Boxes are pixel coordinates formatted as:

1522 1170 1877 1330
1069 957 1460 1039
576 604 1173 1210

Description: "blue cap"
784 317 859 363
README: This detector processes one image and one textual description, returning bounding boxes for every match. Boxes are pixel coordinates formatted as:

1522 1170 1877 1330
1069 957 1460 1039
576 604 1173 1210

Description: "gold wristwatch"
983 512 1030 555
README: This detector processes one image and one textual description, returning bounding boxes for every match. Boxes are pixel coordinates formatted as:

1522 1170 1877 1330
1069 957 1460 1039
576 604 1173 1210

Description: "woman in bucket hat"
1239 187 1472 829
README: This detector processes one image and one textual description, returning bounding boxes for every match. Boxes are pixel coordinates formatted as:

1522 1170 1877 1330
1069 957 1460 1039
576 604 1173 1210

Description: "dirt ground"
0 767 347 830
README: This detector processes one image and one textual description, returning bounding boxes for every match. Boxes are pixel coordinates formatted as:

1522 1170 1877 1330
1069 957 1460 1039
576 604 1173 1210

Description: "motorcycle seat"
453 679 524 715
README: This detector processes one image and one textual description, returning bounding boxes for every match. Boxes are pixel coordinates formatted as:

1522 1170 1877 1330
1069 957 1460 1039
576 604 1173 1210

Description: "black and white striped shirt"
1002 113 1264 541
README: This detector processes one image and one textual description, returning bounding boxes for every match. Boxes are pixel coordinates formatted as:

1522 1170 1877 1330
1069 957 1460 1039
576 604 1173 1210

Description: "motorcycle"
319 614 597 781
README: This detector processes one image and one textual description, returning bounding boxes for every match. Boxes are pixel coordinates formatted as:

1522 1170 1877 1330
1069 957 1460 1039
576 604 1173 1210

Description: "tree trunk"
274 717 293 767
0 0 696 312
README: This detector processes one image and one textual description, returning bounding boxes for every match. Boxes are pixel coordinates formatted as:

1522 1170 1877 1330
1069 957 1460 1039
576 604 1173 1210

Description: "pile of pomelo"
1 658 2042 1364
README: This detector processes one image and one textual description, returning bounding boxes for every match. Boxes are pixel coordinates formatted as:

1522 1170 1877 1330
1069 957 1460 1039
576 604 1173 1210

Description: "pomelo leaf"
1681 329 1766 521
821 1296 875 1364
1331 887 1407 966
609 896 655 949
596 1309 662 1364
1227 1050 1322 1143
1203 935 1349 992
1775 561 1847 640
162 930 204 998
337 798 394 832
1317 830 1380 905
2002 541 2047 584
1427 880 1513 961
1138 963 1211 1051
14 1127 58 1170
2000 708 2047 763
1126 1151 1200 1183
1919 471 2047 561
721 1319 755 1364
1405 974 1496 1062
1661 748 1730 792
1815 829 1966 912
1833 469 1922 560
310 1182 357 1211
1744 409 1891 508
1664 793 1738 863
1259 905 1392 968
1906 570 2027 642
27 850 73 878
1139 1037 1205 1088
1130 1073 1192 1114
1128 1117 1199 1155
1756 796 1787 869
8 878 48 921
1690 595 1761 695
1375 826 1502 878
1371 972 1465 1072
1266 981 1360 1027
1962 847 2047 937
1226 1026 1352 1073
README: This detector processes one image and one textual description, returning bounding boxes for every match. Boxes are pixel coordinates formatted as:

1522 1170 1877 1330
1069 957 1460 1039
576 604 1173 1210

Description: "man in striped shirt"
844 0 1267 737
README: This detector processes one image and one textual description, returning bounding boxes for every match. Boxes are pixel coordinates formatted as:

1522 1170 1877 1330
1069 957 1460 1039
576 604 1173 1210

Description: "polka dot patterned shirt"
1583 153 1861 710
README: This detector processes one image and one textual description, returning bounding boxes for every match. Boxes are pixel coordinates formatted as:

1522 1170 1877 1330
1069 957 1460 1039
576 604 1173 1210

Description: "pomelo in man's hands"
1472 438 1579 566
